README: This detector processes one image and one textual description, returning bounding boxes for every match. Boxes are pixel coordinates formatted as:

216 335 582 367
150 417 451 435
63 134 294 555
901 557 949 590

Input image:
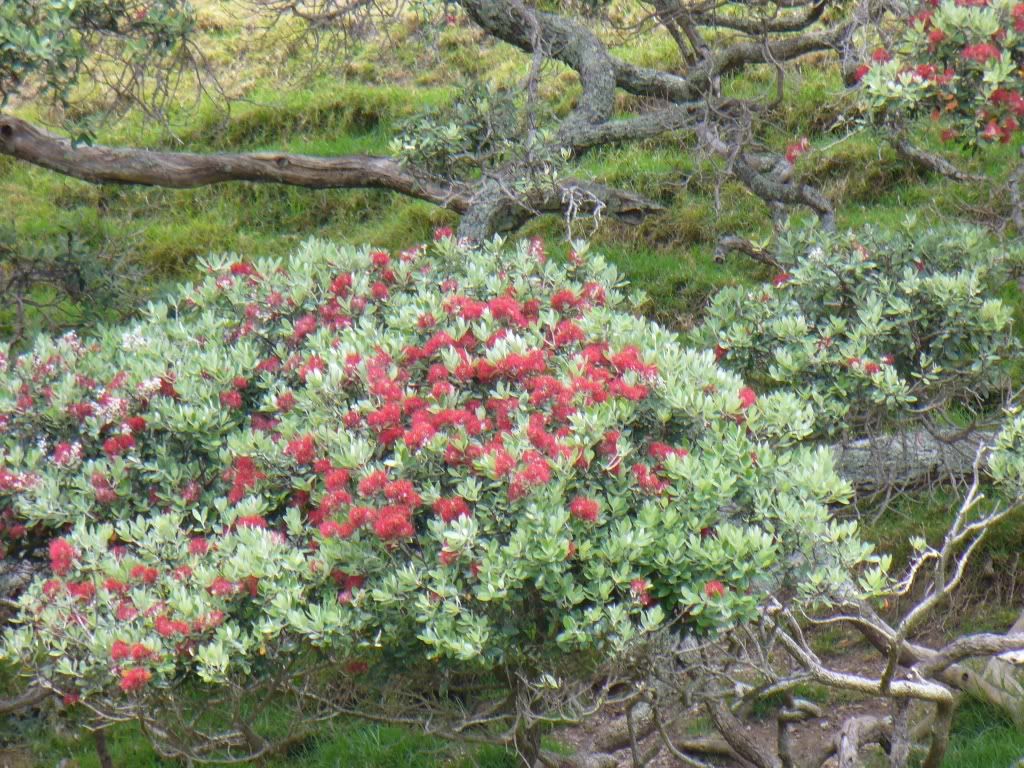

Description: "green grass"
18 719 517 768
944 700 1024 768
4 6 1021 336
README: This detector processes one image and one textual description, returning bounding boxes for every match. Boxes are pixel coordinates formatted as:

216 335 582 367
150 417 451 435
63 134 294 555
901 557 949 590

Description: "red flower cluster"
568 496 599 522
49 538 76 576
119 667 152 692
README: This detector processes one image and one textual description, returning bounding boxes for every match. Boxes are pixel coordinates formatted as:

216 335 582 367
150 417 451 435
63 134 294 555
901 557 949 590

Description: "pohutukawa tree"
1 0 896 240
0 234 877 764
857 0 1024 223
695 223 1021 491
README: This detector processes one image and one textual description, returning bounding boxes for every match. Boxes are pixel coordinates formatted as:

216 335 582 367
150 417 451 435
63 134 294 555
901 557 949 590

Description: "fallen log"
830 428 992 492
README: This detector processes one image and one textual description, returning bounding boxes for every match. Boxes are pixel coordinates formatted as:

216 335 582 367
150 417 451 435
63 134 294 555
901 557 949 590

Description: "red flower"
130 565 159 584
155 616 190 637
434 497 471 523
981 119 1004 142
119 667 152 693
358 470 389 496
49 538 77 576
704 580 727 599
550 290 579 313
91 472 118 504
439 549 459 566
330 273 352 296
871 47 892 63
433 226 454 241
319 520 347 538
771 273 793 287
372 506 414 540
285 434 316 464
292 314 318 343
738 387 757 409
630 579 653 606
51 442 79 466
188 537 209 556
68 581 95 602
130 643 153 661
853 64 871 82
324 468 350 490
383 479 422 507
42 579 63 598
784 138 810 164
219 390 243 409
103 434 135 457
229 261 257 277
111 640 132 661
569 496 599 522
962 43 1001 64
208 577 238 597
123 416 147 433
104 578 129 594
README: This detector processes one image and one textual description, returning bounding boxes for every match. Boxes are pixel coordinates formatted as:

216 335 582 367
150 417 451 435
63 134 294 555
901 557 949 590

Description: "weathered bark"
0 114 469 207
891 137 984 184
95 729 116 768
921 701 953 768
706 701 782 768
980 608 1024 723
714 235 781 268
835 715 889 768
456 179 662 240
850 606 1024 726
830 428 990 491
0 685 47 716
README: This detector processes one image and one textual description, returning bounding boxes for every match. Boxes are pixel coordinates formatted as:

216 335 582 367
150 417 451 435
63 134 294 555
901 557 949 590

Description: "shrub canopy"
696 224 1019 438
860 0 1024 147
0 235 871 751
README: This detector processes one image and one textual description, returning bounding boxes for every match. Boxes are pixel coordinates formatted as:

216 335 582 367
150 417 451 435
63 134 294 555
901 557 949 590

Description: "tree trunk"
830 428 990 492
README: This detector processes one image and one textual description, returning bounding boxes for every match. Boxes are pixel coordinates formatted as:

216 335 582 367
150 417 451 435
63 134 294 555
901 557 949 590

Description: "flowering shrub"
0 236 872 754
859 0 1024 147
695 224 1019 437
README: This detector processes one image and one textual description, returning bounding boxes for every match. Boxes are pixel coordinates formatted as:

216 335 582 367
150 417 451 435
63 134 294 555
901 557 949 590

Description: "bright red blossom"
49 538 76 576
705 580 727 599
119 668 152 692
738 387 757 409
568 496 600 522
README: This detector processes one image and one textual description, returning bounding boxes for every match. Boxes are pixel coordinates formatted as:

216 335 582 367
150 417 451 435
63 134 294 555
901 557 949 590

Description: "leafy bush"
0 227 152 346
859 0 1024 147
694 224 1019 438
0 235 872 756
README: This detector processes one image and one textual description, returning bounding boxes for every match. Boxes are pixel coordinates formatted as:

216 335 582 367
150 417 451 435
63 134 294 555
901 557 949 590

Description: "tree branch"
0 114 471 210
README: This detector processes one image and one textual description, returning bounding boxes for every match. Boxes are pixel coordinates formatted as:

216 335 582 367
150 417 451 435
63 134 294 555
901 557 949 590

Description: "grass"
3 2 1021 336
944 700 1024 768
16 718 517 768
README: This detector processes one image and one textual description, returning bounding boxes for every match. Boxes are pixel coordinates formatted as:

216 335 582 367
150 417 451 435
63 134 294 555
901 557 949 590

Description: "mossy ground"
3 3 1024 765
